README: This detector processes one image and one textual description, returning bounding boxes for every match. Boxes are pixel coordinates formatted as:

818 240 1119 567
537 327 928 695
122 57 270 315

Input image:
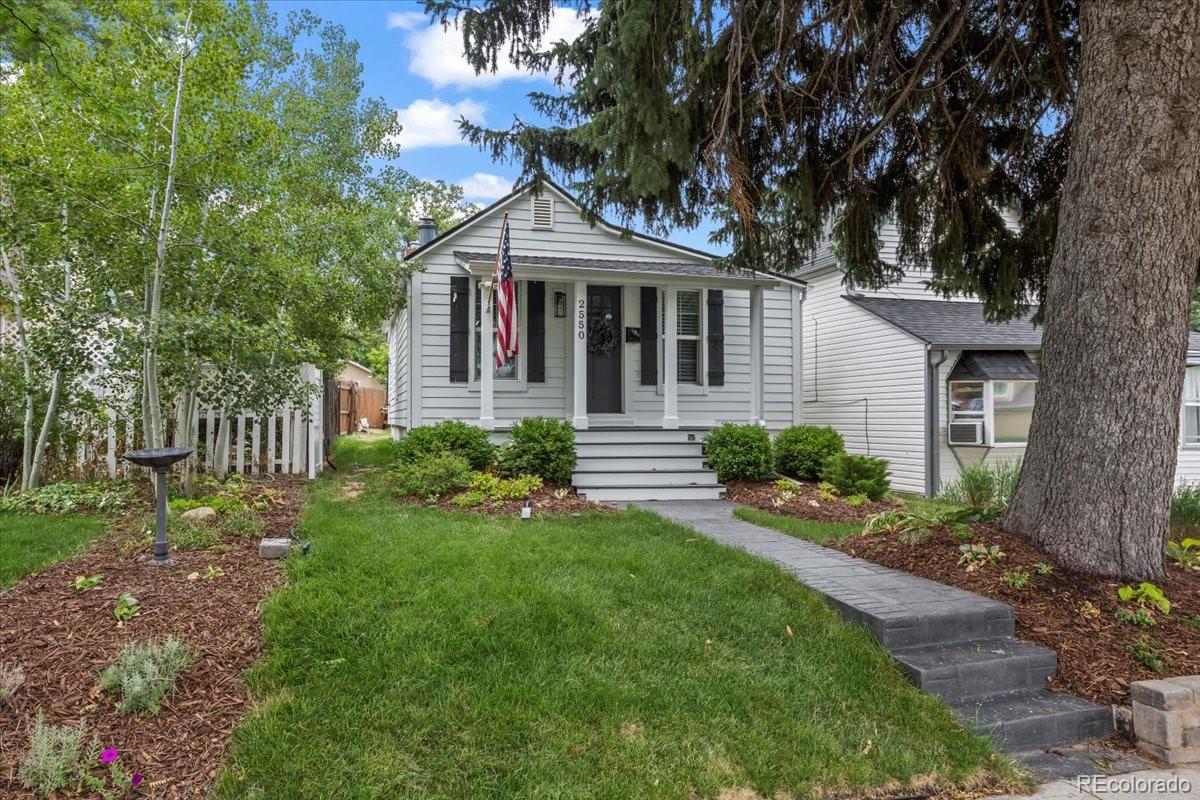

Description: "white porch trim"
571 280 588 429
480 279 495 430
663 285 680 429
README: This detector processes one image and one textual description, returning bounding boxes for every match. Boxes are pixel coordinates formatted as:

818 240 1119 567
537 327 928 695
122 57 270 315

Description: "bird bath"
123 447 193 567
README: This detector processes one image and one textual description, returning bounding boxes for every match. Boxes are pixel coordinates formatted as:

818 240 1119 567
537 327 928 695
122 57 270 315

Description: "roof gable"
405 179 718 264
845 295 1043 349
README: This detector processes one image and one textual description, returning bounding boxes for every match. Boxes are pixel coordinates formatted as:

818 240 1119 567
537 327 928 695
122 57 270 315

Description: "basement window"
947 352 1038 447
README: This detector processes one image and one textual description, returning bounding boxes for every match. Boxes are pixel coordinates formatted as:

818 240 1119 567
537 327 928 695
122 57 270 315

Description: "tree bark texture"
1002 1 1200 579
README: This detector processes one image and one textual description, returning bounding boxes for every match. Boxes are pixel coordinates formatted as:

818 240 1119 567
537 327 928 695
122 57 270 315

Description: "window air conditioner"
948 420 984 445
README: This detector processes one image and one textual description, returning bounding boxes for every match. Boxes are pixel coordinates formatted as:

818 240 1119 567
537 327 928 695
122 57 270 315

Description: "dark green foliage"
703 424 773 483
774 425 845 480
497 417 576 485
431 0 1079 320
821 454 890 501
393 420 495 471
1171 485 1200 535
390 453 473 498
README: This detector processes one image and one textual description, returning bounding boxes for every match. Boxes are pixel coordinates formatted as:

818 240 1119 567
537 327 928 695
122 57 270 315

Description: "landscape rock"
180 506 218 524
259 538 292 559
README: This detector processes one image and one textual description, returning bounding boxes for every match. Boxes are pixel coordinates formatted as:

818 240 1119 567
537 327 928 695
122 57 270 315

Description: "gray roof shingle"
844 295 1043 348
452 250 802 285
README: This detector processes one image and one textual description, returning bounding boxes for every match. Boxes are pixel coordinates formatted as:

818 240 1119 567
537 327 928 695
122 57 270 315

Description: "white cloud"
458 173 514 202
389 6 590 90
390 97 486 150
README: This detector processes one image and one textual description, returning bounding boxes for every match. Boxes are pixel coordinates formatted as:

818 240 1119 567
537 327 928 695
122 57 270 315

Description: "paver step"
581 485 725 502
575 455 708 471
825 600 1015 649
892 637 1057 701
573 470 717 488
951 689 1113 750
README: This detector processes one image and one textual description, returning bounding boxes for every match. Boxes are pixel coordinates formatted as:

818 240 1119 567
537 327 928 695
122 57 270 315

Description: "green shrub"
703 424 773 483
773 425 845 480
0 480 137 514
99 637 190 715
391 453 473 498
394 420 495 471
168 495 246 515
1172 484 1200 534
497 417 576 484
820 453 890 500
218 510 266 539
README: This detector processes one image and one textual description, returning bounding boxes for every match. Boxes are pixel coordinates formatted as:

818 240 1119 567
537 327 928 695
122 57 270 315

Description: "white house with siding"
797 223 1200 495
387 180 805 501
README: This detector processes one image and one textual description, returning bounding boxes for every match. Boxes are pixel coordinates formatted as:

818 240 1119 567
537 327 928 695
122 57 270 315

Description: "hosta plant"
1001 569 1030 590
1118 582 1171 615
113 594 141 622
1167 538 1200 571
958 544 1004 571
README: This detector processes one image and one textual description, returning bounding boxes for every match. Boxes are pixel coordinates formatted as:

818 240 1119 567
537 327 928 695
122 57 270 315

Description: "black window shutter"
449 276 469 382
707 289 725 386
640 286 658 385
527 281 545 382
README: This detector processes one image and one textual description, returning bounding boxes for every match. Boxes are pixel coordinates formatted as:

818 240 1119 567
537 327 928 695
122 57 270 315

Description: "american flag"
493 218 518 367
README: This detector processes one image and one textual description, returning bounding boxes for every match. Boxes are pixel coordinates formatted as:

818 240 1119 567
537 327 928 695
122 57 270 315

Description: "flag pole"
486 212 508 313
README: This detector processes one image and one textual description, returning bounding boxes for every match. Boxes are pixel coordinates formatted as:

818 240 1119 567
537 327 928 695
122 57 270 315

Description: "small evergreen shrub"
703 424 773 483
820 453 890 500
394 420 495 471
497 417 576 484
773 425 845 480
99 637 191 715
391 452 473 498
1 661 24 705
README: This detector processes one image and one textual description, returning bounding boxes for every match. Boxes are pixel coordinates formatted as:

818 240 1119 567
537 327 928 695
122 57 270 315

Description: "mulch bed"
0 474 304 799
725 479 901 523
432 485 609 516
830 522 1200 707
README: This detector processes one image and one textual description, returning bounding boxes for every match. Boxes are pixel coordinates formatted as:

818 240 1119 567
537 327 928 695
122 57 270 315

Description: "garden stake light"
122 447 193 567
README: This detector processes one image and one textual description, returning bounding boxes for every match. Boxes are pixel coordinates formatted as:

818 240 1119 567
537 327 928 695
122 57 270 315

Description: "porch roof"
453 250 788 288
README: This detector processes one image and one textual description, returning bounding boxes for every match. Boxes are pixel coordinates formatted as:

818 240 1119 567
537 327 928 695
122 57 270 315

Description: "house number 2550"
577 299 586 340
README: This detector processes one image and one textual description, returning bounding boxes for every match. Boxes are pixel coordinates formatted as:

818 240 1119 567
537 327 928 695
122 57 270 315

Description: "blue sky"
268 0 724 254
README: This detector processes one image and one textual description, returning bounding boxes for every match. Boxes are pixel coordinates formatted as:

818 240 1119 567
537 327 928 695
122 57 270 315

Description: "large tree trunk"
1002 1 1200 579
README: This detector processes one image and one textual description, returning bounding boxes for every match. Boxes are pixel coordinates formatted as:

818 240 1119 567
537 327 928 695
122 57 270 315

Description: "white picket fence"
79 364 325 480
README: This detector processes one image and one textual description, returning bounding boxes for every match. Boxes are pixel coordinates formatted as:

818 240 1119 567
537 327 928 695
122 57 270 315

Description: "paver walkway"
635 500 1114 761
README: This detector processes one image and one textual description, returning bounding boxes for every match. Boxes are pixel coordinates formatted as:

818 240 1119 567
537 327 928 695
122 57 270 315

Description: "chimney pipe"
417 217 437 246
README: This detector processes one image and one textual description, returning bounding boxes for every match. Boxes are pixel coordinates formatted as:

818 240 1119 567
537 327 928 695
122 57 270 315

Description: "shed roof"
845 296 1042 348
948 351 1039 381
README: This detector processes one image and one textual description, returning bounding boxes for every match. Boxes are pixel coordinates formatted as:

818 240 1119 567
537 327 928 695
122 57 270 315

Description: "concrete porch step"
577 442 703 458
892 637 1058 701
580 485 725 502
574 429 708 445
575 455 708 471
951 689 1113 750
573 469 718 488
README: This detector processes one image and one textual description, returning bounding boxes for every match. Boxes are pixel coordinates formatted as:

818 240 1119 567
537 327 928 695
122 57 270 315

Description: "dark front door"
586 285 622 413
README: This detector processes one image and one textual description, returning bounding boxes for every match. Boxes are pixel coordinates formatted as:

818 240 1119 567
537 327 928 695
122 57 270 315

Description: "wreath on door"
587 315 619 357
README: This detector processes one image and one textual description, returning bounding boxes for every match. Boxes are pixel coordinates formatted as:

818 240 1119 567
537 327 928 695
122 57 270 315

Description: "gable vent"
530 196 554 229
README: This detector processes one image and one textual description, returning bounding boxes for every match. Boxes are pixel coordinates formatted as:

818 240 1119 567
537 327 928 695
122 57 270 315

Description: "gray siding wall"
387 304 409 430
405 186 799 429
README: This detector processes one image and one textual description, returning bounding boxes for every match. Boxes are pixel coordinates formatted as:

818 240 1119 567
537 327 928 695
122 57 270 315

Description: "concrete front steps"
573 428 724 502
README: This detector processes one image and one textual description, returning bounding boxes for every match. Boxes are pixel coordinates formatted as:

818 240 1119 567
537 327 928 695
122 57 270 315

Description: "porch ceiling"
453 250 781 288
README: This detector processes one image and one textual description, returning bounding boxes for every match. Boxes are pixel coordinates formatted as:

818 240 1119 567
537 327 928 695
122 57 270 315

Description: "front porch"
460 251 781 433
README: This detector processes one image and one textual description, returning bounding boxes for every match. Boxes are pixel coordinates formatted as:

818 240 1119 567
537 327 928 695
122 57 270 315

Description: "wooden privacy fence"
334 381 387 434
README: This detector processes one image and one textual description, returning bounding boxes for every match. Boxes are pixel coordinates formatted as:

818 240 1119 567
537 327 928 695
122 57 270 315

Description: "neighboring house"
796 224 1200 495
387 180 805 501
337 360 385 393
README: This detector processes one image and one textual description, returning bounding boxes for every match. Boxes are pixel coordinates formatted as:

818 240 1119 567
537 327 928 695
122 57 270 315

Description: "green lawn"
733 506 864 544
0 511 106 588
217 437 1012 799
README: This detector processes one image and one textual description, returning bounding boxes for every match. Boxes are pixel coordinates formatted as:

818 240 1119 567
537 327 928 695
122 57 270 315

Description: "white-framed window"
1183 367 1200 446
948 379 1036 446
471 278 524 383
660 289 705 386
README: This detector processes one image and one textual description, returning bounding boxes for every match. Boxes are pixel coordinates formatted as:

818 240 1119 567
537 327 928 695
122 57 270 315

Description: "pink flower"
131 773 144 787
100 747 119 765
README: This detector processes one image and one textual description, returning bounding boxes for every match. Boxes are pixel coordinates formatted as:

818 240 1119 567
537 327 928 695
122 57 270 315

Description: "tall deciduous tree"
432 0 1200 578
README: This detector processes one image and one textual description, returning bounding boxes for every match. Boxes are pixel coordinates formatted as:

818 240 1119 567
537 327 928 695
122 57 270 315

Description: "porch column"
571 280 588 429
663 285 680 429
480 280 495 430
749 284 764 424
